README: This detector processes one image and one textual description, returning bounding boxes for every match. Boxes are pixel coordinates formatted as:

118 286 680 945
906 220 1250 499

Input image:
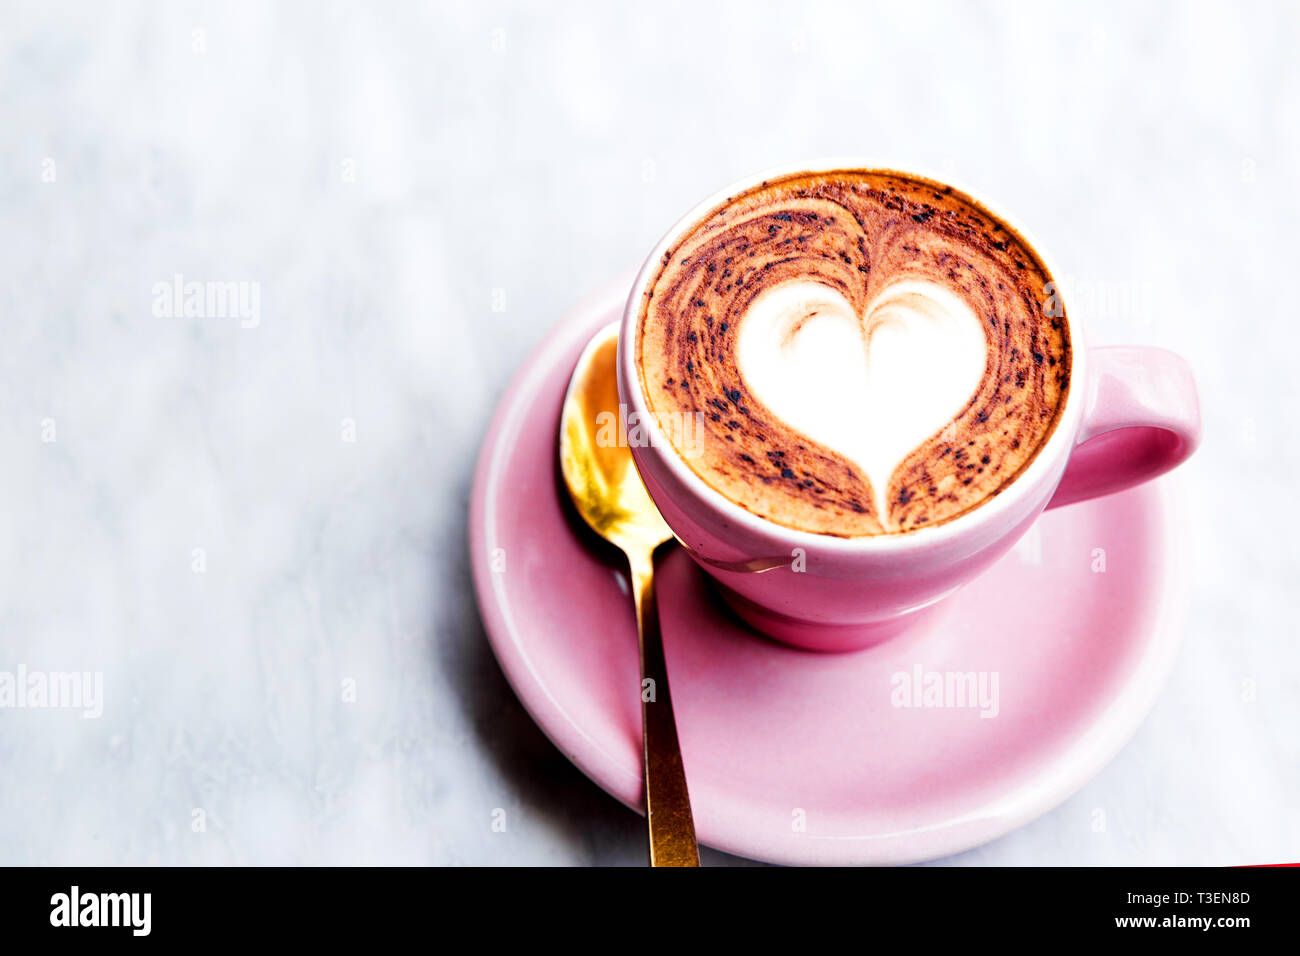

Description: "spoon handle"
629 546 700 867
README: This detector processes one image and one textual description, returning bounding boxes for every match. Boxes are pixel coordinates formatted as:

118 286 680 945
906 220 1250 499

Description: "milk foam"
734 279 987 524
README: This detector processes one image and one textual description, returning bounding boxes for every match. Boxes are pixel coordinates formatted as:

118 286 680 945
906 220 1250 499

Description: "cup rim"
619 157 1088 555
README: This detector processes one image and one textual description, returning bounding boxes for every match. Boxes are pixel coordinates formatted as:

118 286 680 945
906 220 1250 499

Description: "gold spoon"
559 321 700 867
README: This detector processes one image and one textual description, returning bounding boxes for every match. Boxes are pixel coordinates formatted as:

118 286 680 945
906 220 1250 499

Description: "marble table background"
0 0 1295 865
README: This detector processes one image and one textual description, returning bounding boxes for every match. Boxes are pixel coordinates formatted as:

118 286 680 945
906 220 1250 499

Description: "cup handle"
1045 346 1201 510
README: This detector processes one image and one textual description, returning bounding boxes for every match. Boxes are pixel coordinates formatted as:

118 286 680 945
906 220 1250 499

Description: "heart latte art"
735 278 987 523
636 169 1071 536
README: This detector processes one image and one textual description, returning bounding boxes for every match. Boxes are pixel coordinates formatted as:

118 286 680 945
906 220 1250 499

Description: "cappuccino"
635 169 1070 536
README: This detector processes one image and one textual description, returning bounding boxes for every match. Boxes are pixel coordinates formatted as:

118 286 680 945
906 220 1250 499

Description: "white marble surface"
0 0 1296 866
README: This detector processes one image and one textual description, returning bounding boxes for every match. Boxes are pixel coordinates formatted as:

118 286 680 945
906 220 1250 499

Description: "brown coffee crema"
635 169 1071 536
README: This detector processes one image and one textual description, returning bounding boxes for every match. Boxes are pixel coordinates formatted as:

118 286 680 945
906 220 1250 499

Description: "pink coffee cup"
618 160 1201 652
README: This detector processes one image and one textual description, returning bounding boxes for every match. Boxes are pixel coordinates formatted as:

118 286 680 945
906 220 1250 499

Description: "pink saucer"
470 274 1186 866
